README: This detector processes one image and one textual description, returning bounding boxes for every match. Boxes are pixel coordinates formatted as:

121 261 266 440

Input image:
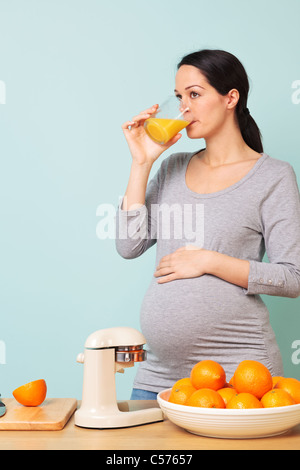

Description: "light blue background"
0 0 299 400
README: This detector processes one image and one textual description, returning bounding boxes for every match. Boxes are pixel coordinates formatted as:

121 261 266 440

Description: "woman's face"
175 65 236 140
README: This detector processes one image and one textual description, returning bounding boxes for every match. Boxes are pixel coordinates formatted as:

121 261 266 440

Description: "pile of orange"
168 359 300 409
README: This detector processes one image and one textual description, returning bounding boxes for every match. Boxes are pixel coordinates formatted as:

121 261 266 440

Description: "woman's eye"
175 92 200 100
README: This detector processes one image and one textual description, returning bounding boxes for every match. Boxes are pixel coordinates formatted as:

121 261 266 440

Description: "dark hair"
177 49 263 153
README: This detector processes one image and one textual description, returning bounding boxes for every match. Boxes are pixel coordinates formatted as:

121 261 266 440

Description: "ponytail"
236 107 264 154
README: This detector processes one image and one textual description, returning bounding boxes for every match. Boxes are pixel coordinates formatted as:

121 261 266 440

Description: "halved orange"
13 379 47 407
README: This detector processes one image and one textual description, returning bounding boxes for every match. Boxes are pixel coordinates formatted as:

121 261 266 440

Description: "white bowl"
157 389 300 439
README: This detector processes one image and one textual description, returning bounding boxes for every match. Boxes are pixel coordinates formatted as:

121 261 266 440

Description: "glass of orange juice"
144 96 190 145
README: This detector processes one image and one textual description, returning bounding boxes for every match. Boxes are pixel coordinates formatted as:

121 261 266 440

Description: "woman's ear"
227 88 240 110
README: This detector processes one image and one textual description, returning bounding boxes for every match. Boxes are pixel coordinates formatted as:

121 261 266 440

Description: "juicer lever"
76 352 84 363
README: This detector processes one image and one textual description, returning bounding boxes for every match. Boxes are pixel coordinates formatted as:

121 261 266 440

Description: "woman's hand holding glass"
122 104 182 166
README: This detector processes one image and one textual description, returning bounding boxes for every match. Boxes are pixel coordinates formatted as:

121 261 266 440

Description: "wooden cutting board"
0 398 77 430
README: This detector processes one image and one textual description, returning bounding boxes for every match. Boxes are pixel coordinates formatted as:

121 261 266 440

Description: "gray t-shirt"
115 151 300 392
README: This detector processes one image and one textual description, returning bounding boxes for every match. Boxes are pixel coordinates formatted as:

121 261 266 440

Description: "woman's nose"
179 105 191 121
179 99 188 112
179 101 190 115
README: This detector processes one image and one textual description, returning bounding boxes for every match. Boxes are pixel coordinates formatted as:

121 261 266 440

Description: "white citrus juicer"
74 327 163 428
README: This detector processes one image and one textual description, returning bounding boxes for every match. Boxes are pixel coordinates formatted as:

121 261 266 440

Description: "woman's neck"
199 121 260 168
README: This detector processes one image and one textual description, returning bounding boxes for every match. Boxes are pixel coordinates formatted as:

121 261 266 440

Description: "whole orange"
275 378 300 404
171 378 193 389
233 360 273 400
190 360 226 391
261 389 296 408
217 387 237 406
168 384 197 405
13 379 47 407
226 392 263 409
186 388 225 409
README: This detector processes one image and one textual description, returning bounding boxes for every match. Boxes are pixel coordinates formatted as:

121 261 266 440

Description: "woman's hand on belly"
154 245 213 284
154 246 250 289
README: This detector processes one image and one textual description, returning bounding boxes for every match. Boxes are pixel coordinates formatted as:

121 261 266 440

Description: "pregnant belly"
140 275 268 369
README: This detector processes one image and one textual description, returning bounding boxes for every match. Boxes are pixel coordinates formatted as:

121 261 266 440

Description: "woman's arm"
154 246 249 288
116 105 182 259
243 165 300 298
120 103 181 211
207 252 250 289
121 161 153 211
115 170 159 259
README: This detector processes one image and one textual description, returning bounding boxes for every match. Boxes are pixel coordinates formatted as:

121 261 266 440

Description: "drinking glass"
144 96 190 145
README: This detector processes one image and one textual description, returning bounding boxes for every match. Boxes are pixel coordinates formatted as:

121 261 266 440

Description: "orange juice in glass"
144 96 190 145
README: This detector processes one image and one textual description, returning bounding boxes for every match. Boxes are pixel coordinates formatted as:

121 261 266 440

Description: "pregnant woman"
116 49 300 400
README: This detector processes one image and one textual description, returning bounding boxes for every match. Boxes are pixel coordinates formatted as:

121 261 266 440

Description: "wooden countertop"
0 400 300 450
